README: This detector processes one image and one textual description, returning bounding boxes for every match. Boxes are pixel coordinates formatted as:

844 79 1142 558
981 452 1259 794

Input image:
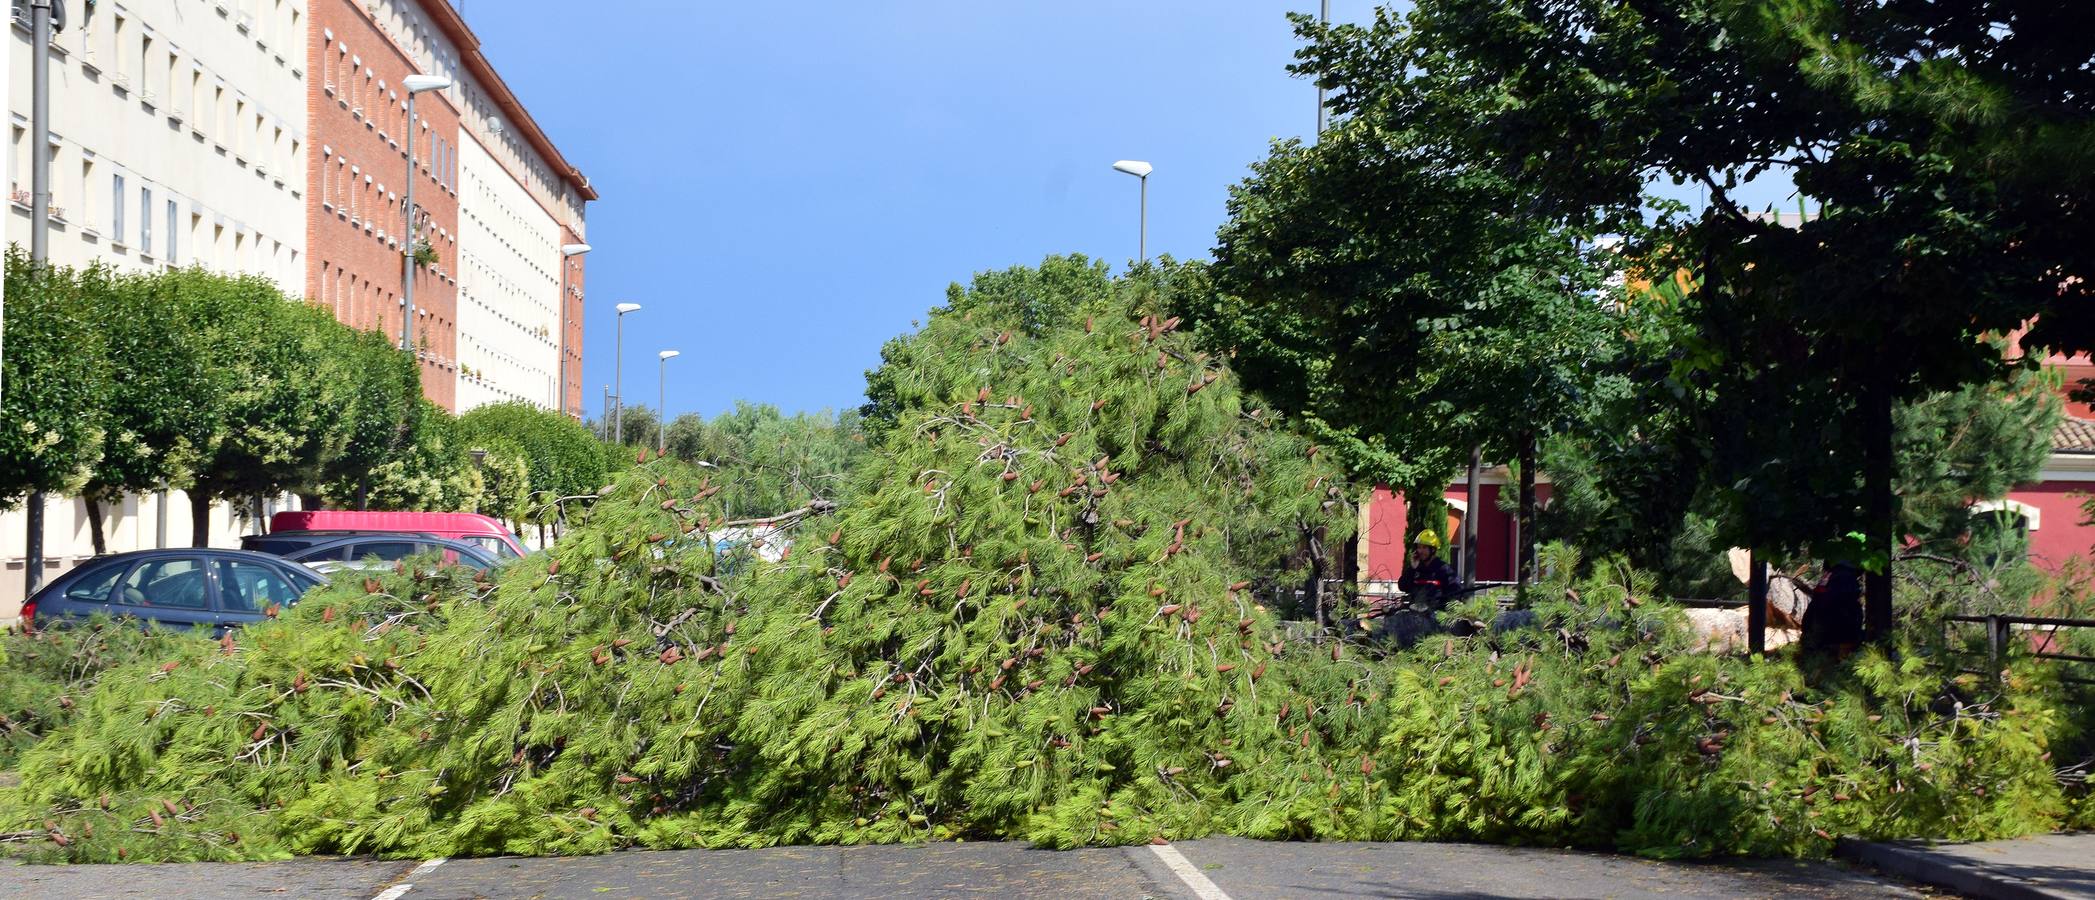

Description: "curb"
1837 838 2081 900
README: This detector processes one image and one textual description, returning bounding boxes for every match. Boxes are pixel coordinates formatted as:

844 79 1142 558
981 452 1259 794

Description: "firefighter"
1398 529 1457 607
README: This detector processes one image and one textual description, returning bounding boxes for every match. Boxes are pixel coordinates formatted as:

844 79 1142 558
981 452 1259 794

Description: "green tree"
1293 0 2095 631
174 271 348 545
1200 66 1616 583
76 271 219 553
457 401 608 527
317 327 426 510
662 402 868 517
0 251 112 508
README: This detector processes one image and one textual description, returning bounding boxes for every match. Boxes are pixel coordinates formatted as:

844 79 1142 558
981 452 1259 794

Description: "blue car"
22 548 325 635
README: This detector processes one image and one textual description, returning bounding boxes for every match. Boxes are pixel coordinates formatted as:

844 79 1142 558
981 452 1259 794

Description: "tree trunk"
1517 433 1537 585
1306 524 1329 637
1463 446 1481 588
85 494 108 556
190 489 213 548
1748 550 1768 656
1864 372 1895 641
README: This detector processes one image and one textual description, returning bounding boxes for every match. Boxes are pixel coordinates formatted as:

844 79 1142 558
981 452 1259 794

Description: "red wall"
307 0 462 410
1366 482 1552 584
2010 481 2095 570
1364 485 1407 581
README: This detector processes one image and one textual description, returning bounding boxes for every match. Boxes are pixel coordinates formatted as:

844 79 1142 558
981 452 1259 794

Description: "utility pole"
24 0 60 600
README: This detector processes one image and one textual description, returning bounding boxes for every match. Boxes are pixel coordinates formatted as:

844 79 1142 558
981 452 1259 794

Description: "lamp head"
615 302 643 315
403 74 452 94
658 350 681 360
1111 160 1153 178
561 243 593 257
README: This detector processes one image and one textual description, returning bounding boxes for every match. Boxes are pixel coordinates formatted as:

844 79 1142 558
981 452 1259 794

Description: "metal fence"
1946 614 2095 686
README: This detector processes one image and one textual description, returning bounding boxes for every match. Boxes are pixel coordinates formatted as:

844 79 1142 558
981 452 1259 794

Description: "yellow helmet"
1413 529 1442 549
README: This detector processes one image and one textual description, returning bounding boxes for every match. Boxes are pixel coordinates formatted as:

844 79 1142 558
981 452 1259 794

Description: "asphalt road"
0 839 1925 900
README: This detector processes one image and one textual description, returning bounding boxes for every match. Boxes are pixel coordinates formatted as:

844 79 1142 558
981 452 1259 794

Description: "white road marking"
1148 842 1235 900
369 858 446 900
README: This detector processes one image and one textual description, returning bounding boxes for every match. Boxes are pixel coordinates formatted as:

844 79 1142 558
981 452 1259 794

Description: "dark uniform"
1399 551 1458 607
1801 563 1865 655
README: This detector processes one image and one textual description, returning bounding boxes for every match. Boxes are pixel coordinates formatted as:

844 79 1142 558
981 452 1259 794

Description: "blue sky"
465 2 1798 423
463 2 1356 422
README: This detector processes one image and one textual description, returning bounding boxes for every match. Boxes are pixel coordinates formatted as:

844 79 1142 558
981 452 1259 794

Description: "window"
139 34 153 98
215 559 300 613
166 198 178 265
111 14 127 82
116 558 207 610
140 186 152 254
78 157 92 228
111 173 125 243
63 563 125 604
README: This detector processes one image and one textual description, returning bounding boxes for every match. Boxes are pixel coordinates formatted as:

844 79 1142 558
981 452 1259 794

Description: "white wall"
8 0 307 285
455 131 558 410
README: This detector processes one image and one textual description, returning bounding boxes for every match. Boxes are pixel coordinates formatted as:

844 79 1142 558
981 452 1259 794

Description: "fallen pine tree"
0 258 2078 861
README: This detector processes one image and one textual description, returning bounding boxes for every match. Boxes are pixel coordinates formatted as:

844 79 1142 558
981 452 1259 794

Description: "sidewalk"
1840 833 2095 899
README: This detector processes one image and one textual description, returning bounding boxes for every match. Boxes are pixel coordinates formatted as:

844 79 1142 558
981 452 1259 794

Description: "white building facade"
455 131 559 409
5 0 311 610
8 0 307 283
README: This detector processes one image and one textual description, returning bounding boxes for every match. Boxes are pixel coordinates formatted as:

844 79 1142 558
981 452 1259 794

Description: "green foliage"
0 621 206 769
663 403 868 517
1201 112 1616 490
81 270 216 506
164 269 354 535
1540 363 2062 595
0 250 113 504
0 259 2076 864
457 402 609 525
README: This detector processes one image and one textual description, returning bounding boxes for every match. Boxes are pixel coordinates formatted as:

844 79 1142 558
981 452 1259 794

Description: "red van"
267 511 528 560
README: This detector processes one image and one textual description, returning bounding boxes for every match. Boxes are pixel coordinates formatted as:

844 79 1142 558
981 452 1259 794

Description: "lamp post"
557 243 591 415
400 74 452 354
613 302 642 443
22 0 61 598
657 350 681 456
1111 160 1152 263
1316 0 1329 136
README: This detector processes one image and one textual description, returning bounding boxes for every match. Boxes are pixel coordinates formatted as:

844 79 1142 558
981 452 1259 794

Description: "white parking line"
369 858 446 900
1148 843 1235 900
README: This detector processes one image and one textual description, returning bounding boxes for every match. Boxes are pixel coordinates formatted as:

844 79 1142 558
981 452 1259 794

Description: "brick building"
305 0 462 409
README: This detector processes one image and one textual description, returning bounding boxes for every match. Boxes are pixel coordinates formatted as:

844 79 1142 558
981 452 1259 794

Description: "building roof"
2054 417 2095 453
424 3 598 202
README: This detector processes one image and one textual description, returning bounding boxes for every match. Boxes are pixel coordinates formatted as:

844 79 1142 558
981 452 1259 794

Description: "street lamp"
557 243 591 416
613 302 642 444
400 73 453 354
1111 160 1152 263
657 350 681 456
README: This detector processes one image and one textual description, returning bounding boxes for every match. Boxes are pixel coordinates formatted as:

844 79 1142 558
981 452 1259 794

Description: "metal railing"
1946 614 2095 685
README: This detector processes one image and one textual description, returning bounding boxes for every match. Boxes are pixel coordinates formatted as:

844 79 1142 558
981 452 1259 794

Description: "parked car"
267 511 527 560
23 549 325 635
241 529 442 556
281 534 499 573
